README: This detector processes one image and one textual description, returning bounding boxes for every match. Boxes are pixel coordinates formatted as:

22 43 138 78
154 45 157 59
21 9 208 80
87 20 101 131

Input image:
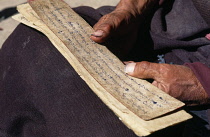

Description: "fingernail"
205 33 210 40
92 30 103 37
125 63 136 74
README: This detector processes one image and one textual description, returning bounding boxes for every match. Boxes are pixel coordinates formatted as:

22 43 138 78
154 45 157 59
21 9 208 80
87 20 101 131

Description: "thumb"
124 61 160 79
91 10 128 43
90 15 114 43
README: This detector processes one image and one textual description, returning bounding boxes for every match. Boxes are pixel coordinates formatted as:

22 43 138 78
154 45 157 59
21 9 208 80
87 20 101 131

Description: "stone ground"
0 0 119 48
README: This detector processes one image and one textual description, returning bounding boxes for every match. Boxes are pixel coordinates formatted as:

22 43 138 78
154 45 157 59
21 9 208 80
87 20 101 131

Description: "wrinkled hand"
90 0 159 58
90 0 142 43
125 61 209 105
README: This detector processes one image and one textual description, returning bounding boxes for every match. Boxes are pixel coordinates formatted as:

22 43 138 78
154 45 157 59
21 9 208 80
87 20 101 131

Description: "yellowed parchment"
13 2 192 136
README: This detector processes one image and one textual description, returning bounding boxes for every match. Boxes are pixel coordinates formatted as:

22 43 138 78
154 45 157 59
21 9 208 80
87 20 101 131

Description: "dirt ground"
0 0 119 48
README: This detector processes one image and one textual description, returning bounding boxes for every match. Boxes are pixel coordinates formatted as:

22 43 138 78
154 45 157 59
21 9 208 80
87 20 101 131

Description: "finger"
152 80 158 87
124 61 160 79
152 81 169 93
91 11 124 43
90 27 111 43
90 15 115 43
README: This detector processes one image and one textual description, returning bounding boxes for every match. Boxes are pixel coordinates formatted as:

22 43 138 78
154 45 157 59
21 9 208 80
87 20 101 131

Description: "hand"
90 0 159 58
124 61 209 105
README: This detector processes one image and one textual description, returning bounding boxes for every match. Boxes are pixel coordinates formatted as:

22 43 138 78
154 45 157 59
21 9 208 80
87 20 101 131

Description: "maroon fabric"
185 62 210 97
151 0 210 67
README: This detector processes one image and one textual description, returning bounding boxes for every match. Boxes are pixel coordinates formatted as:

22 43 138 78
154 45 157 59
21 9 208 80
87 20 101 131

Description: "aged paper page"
28 0 185 120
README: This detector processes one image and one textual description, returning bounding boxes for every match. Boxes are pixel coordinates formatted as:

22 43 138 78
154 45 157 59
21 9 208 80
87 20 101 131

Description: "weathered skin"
125 61 209 104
